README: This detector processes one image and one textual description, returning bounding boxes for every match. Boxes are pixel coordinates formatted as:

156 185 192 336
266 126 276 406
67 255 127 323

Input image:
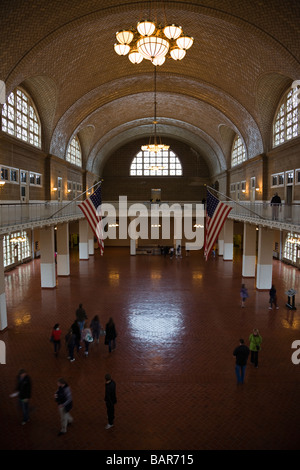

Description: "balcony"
0 200 299 235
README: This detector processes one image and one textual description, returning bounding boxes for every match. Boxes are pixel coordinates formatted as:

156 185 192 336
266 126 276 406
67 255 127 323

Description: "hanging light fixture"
114 17 193 65
141 66 169 154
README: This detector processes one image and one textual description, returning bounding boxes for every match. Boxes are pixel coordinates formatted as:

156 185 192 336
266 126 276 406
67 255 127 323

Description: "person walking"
249 328 262 368
65 328 76 362
104 373 117 429
269 284 279 309
233 339 250 385
82 323 93 356
76 303 87 334
10 369 32 425
51 323 62 356
105 317 117 353
240 284 249 307
54 378 73 436
90 315 101 343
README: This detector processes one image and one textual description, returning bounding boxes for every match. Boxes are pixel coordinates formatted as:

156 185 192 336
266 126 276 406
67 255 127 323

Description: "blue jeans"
235 364 246 384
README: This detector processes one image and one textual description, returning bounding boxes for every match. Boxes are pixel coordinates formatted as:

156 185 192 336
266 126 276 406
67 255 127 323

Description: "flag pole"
206 185 266 220
48 179 104 219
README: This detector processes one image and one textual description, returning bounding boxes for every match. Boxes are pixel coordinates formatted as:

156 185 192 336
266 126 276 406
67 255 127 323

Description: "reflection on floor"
0 247 299 450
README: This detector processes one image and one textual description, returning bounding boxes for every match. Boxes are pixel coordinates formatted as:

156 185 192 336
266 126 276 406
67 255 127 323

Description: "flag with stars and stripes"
79 185 104 255
204 189 232 261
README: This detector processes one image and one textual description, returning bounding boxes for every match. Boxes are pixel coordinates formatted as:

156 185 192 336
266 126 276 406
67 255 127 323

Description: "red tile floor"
0 247 299 451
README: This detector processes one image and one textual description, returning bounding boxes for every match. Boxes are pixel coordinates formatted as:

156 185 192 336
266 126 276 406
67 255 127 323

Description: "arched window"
273 86 299 147
66 135 82 167
1 88 41 148
231 135 246 167
130 149 182 176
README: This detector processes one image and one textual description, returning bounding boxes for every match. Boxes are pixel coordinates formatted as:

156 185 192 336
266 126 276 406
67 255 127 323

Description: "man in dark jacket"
105 374 117 429
15 369 32 424
233 339 250 384
55 377 73 436
76 303 87 333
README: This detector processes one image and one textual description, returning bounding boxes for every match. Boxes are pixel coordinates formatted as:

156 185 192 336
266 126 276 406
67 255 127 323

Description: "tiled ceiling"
1 0 300 176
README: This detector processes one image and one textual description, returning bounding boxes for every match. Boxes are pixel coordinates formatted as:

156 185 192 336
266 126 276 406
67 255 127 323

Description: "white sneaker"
105 424 114 429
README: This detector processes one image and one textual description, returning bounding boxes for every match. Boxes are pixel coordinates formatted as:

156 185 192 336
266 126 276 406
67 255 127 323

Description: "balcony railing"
0 200 299 234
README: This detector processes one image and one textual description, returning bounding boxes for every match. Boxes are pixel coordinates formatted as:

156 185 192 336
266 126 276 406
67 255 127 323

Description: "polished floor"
0 246 300 451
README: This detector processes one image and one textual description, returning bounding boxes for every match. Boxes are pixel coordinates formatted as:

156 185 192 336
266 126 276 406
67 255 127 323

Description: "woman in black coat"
105 317 117 353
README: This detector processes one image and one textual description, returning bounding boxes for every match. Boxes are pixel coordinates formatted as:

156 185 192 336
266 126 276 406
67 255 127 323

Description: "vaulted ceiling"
1 0 300 177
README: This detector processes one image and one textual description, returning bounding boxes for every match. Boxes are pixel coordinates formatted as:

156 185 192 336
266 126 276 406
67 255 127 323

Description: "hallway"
0 247 299 450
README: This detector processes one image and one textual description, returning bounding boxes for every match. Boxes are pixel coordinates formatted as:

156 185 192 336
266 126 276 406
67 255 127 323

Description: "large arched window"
273 86 299 147
231 134 246 167
66 135 82 167
130 149 182 176
1 87 41 148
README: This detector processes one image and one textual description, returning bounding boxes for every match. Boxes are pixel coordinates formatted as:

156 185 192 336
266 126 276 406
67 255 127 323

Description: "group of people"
240 283 279 310
233 329 263 384
10 369 117 435
50 304 117 362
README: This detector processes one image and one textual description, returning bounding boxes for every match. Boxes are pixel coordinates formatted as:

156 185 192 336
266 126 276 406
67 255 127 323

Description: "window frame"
273 86 300 148
129 149 183 177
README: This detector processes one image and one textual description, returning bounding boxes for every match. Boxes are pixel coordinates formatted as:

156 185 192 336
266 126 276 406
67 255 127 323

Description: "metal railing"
0 200 299 233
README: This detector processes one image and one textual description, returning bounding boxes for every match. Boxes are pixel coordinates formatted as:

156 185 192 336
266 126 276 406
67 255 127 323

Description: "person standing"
269 284 279 309
249 328 262 368
76 303 87 334
55 378 73 436
10 369 32 425
240 284 249 307
104 374 117 429
233 339 250 385
270 192 281 220
105 317 117 353
51 323 62 356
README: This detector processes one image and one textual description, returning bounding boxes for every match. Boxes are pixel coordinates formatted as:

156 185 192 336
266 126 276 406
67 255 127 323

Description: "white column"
242 223 256 277
0 236 8 331
223 219 233 260
40 226 56 288
88 226 95 256
57 223 70 276
218 226 224 256
79 219 89 260
256 227 273 290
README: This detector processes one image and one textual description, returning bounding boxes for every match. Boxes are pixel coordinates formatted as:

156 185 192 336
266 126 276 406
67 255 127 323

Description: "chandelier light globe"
176 35 194 50
116 30 134 44
152 56 166 66
137 20 156 37
114 43 131 55
137 36 169 61
170 47 186 61
128 50 144 64
163 24 182 40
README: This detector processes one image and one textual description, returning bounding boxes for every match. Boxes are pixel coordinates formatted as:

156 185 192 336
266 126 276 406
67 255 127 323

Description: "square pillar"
242 223 256 277
79 219 89 260
223 219 233 260
40 226 56 288
256 227 273 290
0 236 8 330
57 223 70 276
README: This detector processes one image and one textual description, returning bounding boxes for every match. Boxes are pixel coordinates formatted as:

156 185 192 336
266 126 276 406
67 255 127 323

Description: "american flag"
204 189 232 261
78 185 104 255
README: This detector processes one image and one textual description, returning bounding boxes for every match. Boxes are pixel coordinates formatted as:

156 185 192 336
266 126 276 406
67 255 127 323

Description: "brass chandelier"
114 20 193 66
